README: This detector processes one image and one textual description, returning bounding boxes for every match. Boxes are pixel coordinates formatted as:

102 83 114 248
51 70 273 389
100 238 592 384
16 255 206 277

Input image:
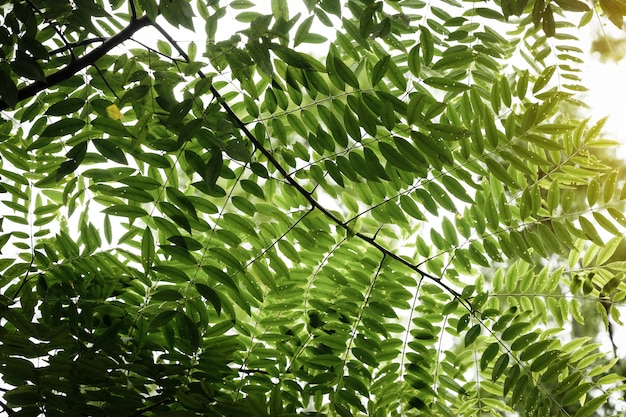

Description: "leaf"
40 119 86 137
294 15 314 47
542 5 556 37
102 205 149 219
554 0 590 11
533 65 556 94
92 117 131 137
492 354 509 381
0 68 18 108
484 157 518 188
4 385 39 406
441 175 473 203
481 343 500 371
423 77 470 92
372 54 390 86
106 104 124 120
420 26 434 65
408 45 420 76
150 310 178 328
93 139 128 165
579 216 604 246
141 227 155 271
597 235 622 265
574 395 608 417
604 170 617 203
202 265 240 293
332 56 359 88
11 55 45 81
464 324 481 346
196 283 222 316
501 322 529 340
152 288 184 301
431 50 475 71
271 0 289 20
45 98 85 116
270 43 321 71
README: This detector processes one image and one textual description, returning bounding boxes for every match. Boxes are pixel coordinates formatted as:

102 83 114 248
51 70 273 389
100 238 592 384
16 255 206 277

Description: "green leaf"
150 310 178 328
0 68 18 108
531 350 560 372
196 283 222 316
533 65 556 94
464 324 481 346
579 216 604 246
419 26 434 65
371 54 390 86
431 50 475 71
202 265 240 292
141 227 155 271
501 322 529 341
441 175 473 203
574 395 608 417
11 55 45 81
40 118 86 137
332 56 359 88
45 98 85 116
554 0 590 11
423 77 470 92
102 205 149 219
492 354 509 381
408 45 420 76
92 117 131 137
152 288 184 301
271 0 289 20
485 157 518 188
93 139 128 165
481 343 500 371
4 385 39 406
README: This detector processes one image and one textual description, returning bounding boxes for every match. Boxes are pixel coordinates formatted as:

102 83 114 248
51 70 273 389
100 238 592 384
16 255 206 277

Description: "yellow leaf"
106 104 123 120
599 0 626 27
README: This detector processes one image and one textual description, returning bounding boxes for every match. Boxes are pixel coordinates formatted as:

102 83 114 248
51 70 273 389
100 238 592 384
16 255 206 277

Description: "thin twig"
48 37 106 56
127 397 172 417
24 0 76 59
0 399 15 416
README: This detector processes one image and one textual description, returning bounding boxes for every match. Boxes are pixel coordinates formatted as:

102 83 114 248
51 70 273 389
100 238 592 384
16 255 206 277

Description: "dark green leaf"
40 118 86 137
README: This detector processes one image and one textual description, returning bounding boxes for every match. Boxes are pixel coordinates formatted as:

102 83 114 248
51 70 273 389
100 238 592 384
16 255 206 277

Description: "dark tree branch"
127 397 172 417
48 37 106 56
0 399 15 416
0 15 152 111
93 66 121 100
129 0 138 20
151 23 466 303
24 0 76 59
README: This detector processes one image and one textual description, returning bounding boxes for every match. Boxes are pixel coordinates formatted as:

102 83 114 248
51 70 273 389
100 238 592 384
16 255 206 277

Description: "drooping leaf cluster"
0 0 625 416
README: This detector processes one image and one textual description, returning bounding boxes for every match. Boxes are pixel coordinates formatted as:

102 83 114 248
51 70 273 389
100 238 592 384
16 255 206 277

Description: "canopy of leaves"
0 0 625 416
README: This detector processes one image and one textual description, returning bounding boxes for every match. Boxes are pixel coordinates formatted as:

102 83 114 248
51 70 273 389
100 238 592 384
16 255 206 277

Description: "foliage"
0 0 625 416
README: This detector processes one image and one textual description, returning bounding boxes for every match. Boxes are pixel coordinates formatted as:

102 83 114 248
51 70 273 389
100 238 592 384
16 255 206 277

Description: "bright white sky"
581 21 626 147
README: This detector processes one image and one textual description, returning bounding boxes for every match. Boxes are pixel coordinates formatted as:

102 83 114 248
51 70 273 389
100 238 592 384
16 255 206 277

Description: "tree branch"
48 37 106 56
0 398 15 416
0 15 152 111
127 397 172 417
152 22 466 302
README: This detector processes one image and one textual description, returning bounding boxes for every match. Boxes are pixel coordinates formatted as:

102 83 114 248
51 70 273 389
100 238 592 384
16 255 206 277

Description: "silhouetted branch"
48 38 106 56
0 15 152 111
151 22 466 303
127 397 172 417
